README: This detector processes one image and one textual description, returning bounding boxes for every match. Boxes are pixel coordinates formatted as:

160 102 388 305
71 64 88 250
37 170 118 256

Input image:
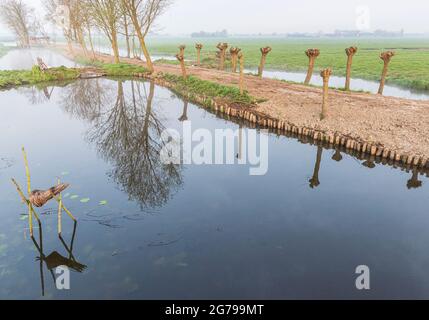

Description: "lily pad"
99 200 108 206
70 195 79 200
61 171 70 176
63 193 70 198
20 215 28 221
80 198 90 203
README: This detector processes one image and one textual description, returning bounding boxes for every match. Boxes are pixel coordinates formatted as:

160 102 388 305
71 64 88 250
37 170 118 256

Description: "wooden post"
345 47 358 91
195 43 203 66
378 51 395 95
304 49 320 85
176 53 187 79
238 52 245 94
258 47 272 78
320 68 332 120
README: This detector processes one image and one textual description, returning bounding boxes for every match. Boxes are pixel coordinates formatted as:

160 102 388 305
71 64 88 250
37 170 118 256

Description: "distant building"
191 30 228 38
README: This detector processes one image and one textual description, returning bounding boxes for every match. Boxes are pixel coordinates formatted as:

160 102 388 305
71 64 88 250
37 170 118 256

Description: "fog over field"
1 0 429 35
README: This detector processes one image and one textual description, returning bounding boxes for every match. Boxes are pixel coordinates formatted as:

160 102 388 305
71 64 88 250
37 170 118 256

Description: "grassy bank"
161 73 257 105
143 37 429 91
0 66 80 89
0 62 148 89
75 57 149 76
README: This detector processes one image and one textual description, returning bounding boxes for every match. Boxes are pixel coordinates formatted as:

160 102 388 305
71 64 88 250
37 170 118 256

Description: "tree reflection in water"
61 78 110 121
62 79 183 210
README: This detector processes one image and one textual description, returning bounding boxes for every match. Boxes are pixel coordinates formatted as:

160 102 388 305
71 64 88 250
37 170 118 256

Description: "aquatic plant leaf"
80 198 90 203
70 195 79 200
63 193 70 198
99 200 108 206
61 171 69 176
20 215 28 221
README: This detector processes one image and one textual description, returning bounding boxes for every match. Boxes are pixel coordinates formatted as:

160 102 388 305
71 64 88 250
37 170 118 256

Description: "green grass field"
143 37 429 91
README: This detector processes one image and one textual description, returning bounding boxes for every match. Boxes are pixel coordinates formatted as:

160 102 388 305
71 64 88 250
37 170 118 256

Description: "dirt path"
61 46 429 160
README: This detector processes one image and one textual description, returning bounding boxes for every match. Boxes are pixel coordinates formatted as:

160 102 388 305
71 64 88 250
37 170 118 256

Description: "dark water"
0 78 429 300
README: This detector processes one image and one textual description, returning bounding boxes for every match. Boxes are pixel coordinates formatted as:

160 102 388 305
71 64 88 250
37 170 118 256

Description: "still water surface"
0 78 429 299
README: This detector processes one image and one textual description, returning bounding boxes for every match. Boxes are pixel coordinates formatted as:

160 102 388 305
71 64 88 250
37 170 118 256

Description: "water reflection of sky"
0 79 428 299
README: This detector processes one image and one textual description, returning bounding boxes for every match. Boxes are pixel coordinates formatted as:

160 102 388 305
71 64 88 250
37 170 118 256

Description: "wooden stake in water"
57 178 63 235
22 147 34 236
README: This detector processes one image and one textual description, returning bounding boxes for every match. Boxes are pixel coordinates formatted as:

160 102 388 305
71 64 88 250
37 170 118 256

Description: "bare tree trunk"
304 58 315 84
123 15 131 58
239 53 245 94
76 27 89 58
230 47 241 73
217 43 228 70
304 49 320 85
111 29 120 64
258 47 272 78
87 25 96 60
320 68 332 120
66 37 74 55
135 26 154 73
378 51 395 95
345 47 358 91
195 44 203 66
176 54 187 79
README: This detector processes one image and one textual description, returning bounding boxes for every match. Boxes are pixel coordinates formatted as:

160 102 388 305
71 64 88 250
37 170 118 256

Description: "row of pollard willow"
11 148 76 237
176 43 263 95
177 44 396 117
151 58 428 170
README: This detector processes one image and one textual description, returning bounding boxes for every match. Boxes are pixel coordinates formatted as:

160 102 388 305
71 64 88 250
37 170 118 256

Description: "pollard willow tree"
216 43 228 70
122 0 172 73
344 46 358 91
258 46 272 78
86 0 122 63
178 45 186 56
195 43 203 66
378 51 395 95
176 53 187 79
304 48 320 85
230 47 241 73
0 0 34 47
320 68 332 120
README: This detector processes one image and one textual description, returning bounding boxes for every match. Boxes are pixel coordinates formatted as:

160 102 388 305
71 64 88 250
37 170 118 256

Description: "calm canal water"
0 78 428 299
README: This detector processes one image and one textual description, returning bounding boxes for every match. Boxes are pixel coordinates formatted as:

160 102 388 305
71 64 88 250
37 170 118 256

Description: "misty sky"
1 0 429 35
